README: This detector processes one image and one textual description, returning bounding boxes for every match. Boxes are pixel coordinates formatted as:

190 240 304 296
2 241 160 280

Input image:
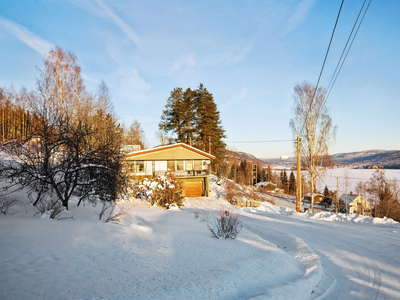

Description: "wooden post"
336 177 339 213
296 136 302 212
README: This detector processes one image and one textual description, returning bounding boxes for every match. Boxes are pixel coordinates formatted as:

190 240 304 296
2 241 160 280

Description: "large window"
185 160 193 171
194 160 202 171
176 160 184 171
136 161 144 172
167 161 175 172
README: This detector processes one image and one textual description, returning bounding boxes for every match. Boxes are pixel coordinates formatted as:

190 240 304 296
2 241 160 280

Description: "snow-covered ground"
1 176 400 299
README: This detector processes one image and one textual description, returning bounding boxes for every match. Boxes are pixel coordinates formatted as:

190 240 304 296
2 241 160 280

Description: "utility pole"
336 177 339 213
296 136 302 212
208 136 211 154
252 164 257 186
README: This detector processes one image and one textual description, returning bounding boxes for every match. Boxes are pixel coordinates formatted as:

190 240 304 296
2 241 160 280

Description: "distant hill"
261 150 400 169
224 149 267 166
331 150 400 169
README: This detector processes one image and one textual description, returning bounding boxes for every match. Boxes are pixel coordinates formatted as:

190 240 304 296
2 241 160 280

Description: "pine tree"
265 165 273 182
289 171 296 195
323 185 330 198
282 170 288 193
159 84 226 169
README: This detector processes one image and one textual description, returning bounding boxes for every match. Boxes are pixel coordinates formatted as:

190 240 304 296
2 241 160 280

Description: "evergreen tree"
288 171 296 195
159 84 226 169
282 170 288 193
323 185 330 198
265 165 273 182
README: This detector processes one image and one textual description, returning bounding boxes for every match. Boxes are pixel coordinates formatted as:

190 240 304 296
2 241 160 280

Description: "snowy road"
242 210 400 300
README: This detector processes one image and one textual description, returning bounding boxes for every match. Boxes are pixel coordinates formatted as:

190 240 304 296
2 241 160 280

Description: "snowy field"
1 176 400 299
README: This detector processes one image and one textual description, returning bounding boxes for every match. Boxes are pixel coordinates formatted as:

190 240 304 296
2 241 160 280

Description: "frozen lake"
311 168 400 193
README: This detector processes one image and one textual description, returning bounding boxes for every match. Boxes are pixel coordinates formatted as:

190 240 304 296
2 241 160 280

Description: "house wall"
123 144 214 197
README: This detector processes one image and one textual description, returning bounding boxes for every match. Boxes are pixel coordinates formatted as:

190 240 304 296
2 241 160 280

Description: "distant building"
340 193 372 216
303 193 325 204
255 181 277 192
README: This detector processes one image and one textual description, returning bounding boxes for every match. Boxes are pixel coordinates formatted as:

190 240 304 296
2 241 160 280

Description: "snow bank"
309 212 400 227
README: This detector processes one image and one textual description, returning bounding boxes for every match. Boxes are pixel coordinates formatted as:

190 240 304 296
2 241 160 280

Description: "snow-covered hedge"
137 174 184 208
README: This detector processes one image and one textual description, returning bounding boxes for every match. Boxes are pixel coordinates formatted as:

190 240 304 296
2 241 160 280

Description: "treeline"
0 86 145 148
1 87 34 142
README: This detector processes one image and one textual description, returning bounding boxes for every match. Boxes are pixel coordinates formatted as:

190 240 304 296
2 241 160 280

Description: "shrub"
208 209 242 239
248 188 260 201
0 192 24 215
224 183 241 204
138 174 184 208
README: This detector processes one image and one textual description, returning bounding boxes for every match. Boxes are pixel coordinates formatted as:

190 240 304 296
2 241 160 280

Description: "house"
303 193 325 203
123 143 215 197
255 182 277 192
340 193 372 216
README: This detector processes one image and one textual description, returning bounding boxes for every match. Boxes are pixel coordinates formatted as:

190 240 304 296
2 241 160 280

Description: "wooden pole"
297 136 302 212
336 177 339 213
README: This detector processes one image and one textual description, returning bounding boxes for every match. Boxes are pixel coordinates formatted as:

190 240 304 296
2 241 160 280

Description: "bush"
248 188 260 201
208 209 242 239
138 174 184 208
0 192 24 215
224 183 241 204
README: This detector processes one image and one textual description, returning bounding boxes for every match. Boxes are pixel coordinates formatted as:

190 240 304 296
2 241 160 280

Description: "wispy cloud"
0 16 54 56
92 0 140 46
225 44 253 65
220 88 247 112
169 54 196 75
282 0 317 35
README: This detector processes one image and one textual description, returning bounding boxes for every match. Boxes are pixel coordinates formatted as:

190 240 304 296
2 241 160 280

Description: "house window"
194 160 202 171
136 161 144 172
127 162 135 172
185 160 193 171
167 161 175 172
176 160 184 171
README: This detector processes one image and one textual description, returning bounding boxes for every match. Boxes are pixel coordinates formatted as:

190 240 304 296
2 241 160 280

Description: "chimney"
350 191 353 196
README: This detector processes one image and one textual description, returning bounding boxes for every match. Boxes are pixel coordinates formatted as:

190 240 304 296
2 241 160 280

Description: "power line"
326 0 372 101
310 0 344 103
326 0 367 95
225 139 294 143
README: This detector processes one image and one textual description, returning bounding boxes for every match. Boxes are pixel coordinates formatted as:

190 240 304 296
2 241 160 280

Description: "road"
242 210 400 300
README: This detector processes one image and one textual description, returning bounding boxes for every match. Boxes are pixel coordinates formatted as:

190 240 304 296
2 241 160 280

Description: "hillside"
331 149 400 168
224 149 267 166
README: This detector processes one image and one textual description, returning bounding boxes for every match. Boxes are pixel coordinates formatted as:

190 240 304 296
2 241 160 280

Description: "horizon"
1 1 399 158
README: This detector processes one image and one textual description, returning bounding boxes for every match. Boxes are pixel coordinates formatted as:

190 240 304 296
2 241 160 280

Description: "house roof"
304 193 324 198
339 194 360 202
124 143 215 160
255 181 276 187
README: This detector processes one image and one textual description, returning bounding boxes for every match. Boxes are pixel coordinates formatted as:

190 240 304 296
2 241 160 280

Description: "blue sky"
0 0 399 158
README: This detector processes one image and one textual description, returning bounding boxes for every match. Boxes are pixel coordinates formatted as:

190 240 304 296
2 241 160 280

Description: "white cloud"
117 66 151 101
169 54 196 75
92 0 140 46
0 16 54 56
282 0 317 35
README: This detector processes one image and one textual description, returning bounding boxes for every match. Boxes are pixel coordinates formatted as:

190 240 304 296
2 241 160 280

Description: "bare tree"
290 82 337 212
124 120 146 149
1 47 125 216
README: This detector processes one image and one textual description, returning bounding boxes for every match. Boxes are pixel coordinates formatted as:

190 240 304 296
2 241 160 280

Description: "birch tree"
290 81 337 212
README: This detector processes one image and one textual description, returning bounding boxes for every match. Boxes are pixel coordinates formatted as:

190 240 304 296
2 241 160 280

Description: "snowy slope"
1 176 400 299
